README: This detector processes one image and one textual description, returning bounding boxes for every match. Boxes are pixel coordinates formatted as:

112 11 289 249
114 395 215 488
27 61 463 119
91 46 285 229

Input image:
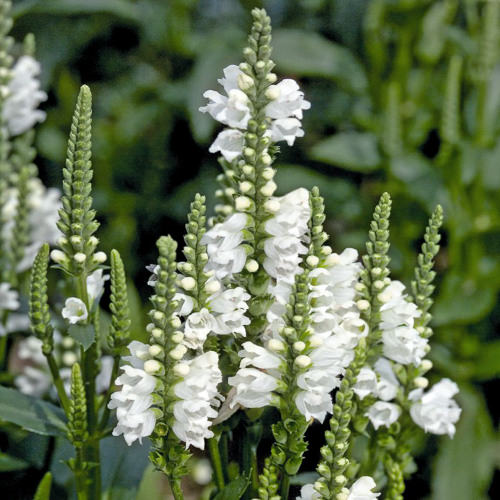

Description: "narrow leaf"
33 472 52 500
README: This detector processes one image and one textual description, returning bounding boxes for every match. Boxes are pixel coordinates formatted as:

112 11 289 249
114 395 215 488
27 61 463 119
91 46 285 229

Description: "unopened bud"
357 299 370 311
262 167 275 180
293 341 306 353
266 73 277 83
170 316 181 328
151 328 164 340
306 255 319 268
264 199 280 213
174 363 190 377
149 345 163 357
268 339 285 352
265 85 280 100
235 196 252 211
93 251 107 263
180 277 196 291
261 153 272 165
144 359 162 374
420 359 433 371
245 259 259 273
238 72 254 90
309 335 323 348
294 355 311 368
325 253 340 266
74 252 86 263
170 345 187 360
50 249 67 264
62 352 77 366
239 181 253 194
260 181 277 197
171 332 184 343
414 377 428 389
205 280 221 294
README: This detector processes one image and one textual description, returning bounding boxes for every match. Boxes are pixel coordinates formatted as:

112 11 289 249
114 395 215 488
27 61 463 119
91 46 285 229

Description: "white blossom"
269 117 305 146
0 282 20 312
366 401 401 430
15 366 51 397
265 79 311 120
382 325 428 366
108 341 157 446
353 367 378 399
409 378 461 437
295 368 336 422
0 313 30 336
87 269 109 304
374 357 399 401
210 286 250 336
183 308 218 350
61 297 88 324
343 476 380 500
3 55 47 136
379 280 420 330
202 213 247 280
173 351 223 449
199 65 251 129
208 128 245 162
297 484 320 500
238 342 281 370
228 367 278 409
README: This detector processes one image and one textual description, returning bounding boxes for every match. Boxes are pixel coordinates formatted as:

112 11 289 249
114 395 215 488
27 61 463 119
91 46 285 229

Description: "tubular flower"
108 341 157 446
409 378 461 437
173 351 223 449
3 55 47 136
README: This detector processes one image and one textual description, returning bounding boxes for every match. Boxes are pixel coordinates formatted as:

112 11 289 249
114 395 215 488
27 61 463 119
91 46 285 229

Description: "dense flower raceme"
2 55 47 136
2 178 61 272
109 341 157 446
298 476 380 500
200 65 310 161
409 378 461 437
228 188 368 423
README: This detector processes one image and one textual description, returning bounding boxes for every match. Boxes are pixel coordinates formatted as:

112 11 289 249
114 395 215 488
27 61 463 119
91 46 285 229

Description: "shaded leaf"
68 323 95 351
213 474 250 500
472 340 500 380
33 472 52 500
310 132 380 172
431 386 496 500
273 29 367 93
0 386 66 437
0 452 29 472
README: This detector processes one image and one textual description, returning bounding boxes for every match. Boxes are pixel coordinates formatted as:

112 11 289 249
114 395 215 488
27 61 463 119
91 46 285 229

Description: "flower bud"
180 277 196 291
356 299 370 311
294 355 311 368
70 235 82 246
245 259 259 273
173 362 190 377
414 377 428 388
268 339 285 352
309 335 323 348
151 328 164 340
293 341 306 353
149 345 163 357
205 280 221 294
266 73 277 83
265 85 280 100
420 359 433 371
264 199 280 213
93 251 107 263
170 316 181 328
262 167 275 180
261 153 272 165
169 345 187 360
238 72 254 91
239 181 253 194
306 255 319 268
321 245 333 256
74 252 86 263
235 196 252 211
260 181 277 197
171 331 184 343
62 352 77 366
144 359 162 374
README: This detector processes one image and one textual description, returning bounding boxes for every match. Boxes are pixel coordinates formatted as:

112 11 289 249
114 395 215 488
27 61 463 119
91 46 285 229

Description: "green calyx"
55 85 100 276
29 243 53 354
108 249 131 351
67 363 88 446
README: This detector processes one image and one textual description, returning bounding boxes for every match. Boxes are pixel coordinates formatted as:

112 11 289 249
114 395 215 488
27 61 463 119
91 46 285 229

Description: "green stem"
208 436 225 491
46 353 71 414
280 473 290 499
74 447 88 500
169 478 184 500
0 334 7 370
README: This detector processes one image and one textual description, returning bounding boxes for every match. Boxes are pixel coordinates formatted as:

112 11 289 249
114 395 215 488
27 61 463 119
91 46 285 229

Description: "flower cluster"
108 341 157 446
298 476 380 500
2 54 47 136
200 65 310 161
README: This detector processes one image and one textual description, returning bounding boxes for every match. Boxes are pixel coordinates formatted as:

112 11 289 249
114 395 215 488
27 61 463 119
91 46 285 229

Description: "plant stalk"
208 436 225 491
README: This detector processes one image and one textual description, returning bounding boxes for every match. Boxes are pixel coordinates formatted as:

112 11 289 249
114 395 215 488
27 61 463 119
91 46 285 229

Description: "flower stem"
208 436 225 491
46 353 71 414
169 478 184 500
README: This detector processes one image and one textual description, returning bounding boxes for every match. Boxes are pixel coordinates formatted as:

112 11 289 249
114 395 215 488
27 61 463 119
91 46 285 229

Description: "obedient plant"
0 4 463 500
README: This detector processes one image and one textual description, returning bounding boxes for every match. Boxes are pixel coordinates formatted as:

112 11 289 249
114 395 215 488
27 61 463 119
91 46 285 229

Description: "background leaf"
33 472 52 500
67 323 95 351
213 474 250 500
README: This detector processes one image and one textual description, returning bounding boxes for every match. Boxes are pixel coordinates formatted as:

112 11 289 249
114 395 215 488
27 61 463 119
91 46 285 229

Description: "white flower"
146 264 159 287
108 341 157 446
366 401 401 430
199 65 251 129
269 117 305 146
409 378 461 437
265 79 311 120
353 367 378 399
202 213 247 280
295 368 336 422
297 484 320 500
208 129 245 162
0 282 20 311
183 308 218 349
382 326 428 366
17 336 46 366
379 280 420 330
0 313 30 336
238 342 281 370
96 356 114 394
87 269 109 304
174 292 195 316
15 366 51 397
173 351 223 449
228 367 278 409
210 286 250 336
3 55 47 136
61 297 88 324
374 357 399 401
343 476 380 500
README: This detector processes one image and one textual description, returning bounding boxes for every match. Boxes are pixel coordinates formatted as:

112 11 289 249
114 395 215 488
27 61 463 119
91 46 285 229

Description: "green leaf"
33 472 52 500
273 29 367 93
68 323 95 351
472 340 500 380
101 436 151 500
0 452 29 472
213 474 250 500
431 386 496 500
0 386 67 437
309 132 381 172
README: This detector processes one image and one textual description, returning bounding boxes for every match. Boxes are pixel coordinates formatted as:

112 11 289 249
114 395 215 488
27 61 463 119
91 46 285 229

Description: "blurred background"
4 0 499 498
